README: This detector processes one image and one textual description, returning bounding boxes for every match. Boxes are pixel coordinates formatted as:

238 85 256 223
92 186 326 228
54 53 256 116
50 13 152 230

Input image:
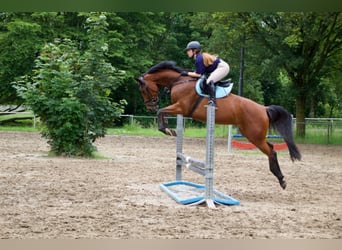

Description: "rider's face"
186 49 194 58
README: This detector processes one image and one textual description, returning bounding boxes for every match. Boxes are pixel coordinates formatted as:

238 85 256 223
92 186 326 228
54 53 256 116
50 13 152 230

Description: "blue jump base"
160 180 240 206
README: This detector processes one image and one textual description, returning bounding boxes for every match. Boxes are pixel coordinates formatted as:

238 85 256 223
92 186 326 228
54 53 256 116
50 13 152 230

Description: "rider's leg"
207 60 230 83
206 60 230 105
207 80 216 105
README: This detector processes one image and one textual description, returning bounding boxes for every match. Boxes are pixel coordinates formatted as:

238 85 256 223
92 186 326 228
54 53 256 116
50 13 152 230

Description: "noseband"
138 76 159 109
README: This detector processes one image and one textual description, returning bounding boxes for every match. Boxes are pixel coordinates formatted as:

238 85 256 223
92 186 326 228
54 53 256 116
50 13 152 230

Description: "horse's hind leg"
266 142 286 189
244 129 286 189
238 107 287 189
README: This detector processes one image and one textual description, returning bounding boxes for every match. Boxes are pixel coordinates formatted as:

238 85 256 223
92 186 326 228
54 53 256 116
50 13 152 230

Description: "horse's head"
135 75 160 112
136 61 187 112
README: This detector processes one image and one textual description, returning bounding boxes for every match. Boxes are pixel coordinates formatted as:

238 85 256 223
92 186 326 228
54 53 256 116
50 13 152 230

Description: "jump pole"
202 103 216 208
160 102 240 208
175 112 183 181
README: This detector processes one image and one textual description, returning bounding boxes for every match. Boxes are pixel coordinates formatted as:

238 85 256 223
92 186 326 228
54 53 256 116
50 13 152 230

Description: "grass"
0 112 36 131
107 127 203 137
0 125 38 132
108 127 163 137
294 129 342 145
0 116 341 145
108 124 341 145
0 113 34 121
107 125 228 138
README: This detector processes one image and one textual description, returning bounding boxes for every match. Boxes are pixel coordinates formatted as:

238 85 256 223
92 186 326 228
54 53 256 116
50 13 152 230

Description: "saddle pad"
195 79 234 99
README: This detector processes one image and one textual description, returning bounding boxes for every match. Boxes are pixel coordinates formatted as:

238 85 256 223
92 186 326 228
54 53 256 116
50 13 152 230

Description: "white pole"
205 103 216 209
176 114 183 181
227 124 232 154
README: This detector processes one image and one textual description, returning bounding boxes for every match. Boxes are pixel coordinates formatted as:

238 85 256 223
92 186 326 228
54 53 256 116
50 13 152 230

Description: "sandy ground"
0 131 341 239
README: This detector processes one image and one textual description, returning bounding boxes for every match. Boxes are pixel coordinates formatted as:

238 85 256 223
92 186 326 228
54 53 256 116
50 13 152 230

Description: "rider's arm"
187 72 201 78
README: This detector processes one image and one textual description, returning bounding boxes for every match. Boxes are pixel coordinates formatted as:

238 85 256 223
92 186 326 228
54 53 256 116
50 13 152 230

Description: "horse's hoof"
165 128 177 136
280 179 287 189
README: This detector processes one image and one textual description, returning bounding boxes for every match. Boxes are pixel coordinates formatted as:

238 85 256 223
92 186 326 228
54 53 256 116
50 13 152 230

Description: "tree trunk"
296 95 306 137
309 98 315 118
238 33 245 97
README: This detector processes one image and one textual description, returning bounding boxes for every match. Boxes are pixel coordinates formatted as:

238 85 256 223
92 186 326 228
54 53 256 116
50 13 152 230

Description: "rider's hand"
180 71 188 76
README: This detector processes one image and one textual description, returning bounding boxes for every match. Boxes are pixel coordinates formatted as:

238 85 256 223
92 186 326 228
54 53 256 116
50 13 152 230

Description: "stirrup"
208 98 216 106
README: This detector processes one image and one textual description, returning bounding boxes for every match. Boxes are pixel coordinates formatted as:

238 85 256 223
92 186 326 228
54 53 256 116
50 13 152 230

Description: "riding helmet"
185 41 201 51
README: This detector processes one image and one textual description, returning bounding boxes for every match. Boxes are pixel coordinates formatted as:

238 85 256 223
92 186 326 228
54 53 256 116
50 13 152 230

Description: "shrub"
15 13 126 156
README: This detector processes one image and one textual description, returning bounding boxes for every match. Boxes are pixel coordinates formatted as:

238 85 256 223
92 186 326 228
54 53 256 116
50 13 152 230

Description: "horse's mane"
147 61 184 74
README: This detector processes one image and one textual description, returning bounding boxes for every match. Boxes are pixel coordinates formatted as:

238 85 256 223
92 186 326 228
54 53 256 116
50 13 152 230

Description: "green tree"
3 11 341 124
188 12 342 125
0 12 87 105
244 12 342 137
15 13 126 156
0 18 42 103
318 50 342 117
188 12 265 103
105 12 169 115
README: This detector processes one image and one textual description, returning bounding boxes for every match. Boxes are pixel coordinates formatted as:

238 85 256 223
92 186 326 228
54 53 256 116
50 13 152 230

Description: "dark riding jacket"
195 53 220 75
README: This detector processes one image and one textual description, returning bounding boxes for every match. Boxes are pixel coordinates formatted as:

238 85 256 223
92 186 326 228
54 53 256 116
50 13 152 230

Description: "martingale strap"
166 76 204 118
187 95 204 118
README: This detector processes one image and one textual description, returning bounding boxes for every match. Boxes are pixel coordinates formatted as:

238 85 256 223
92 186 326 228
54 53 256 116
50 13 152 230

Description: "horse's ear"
135 76 144 86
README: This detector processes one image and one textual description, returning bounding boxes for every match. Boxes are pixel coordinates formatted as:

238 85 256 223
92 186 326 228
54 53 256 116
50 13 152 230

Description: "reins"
158 76 197 107
167 76 197 90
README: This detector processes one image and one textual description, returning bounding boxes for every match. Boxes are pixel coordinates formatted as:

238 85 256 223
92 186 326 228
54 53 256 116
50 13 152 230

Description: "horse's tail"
266 105 301 162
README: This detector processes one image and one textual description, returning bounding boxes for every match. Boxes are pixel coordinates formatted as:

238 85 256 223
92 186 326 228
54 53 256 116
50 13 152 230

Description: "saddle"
195 76 234 99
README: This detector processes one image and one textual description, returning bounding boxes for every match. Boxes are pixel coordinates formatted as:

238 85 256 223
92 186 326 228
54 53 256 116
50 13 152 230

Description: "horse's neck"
171 79 197 100
153 70 180 87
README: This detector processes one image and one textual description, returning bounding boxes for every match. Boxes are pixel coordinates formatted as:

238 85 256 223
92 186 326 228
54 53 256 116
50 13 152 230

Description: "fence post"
327 119 333 144
176 114 183 181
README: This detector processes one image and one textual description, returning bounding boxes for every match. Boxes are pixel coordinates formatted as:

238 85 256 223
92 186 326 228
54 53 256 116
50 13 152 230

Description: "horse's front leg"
157 108 177 136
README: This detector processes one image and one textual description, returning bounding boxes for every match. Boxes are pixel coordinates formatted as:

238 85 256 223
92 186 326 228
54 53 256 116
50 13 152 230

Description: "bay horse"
136 61 301 189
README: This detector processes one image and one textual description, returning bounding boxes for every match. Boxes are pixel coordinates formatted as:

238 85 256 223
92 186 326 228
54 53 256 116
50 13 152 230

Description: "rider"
181 41 230 105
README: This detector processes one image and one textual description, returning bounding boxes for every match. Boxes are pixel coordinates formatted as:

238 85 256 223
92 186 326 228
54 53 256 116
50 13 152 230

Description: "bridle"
137 76 159 110
138 74 197 110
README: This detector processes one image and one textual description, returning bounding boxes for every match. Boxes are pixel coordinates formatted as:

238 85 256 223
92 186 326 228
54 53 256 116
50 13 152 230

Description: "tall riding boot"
208 80 216 105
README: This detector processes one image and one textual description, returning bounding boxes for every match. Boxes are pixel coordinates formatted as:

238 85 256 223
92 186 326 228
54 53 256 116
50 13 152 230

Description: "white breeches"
207 59 230 84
